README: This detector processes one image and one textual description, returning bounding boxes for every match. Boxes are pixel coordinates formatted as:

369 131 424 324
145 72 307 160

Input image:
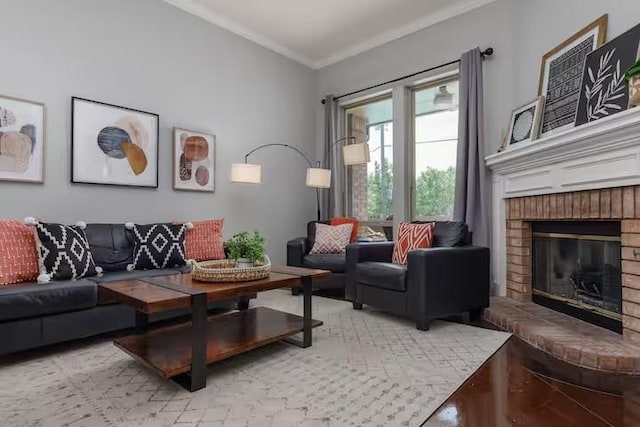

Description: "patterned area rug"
0 291 509 427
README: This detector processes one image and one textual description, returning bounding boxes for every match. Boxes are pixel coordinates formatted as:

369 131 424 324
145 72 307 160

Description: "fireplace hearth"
532 221 622 333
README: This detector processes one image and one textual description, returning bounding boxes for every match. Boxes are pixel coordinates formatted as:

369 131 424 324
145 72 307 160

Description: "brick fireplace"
505 187 640 341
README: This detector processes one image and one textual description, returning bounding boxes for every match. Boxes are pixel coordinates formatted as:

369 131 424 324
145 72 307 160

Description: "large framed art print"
71 97 159 188
538 15 608 138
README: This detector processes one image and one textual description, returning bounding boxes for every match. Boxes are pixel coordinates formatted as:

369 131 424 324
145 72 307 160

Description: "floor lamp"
230 144 330 221
231 139 370 221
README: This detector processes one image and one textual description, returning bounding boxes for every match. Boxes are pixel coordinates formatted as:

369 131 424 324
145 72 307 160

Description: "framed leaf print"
173 127 215 192
575 23 640 126
538 15 607 138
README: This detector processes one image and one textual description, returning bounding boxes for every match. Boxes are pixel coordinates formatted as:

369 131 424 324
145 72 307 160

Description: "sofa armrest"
345 242 394 301
406 246 490 320
287 237 310 267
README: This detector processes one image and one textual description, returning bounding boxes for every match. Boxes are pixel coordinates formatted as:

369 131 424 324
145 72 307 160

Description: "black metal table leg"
284 275 312 348
135 311 149 334
174 293 207 392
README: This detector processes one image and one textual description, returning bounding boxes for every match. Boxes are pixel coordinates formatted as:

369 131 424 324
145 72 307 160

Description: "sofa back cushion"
85 224 135 272
0 220 39 285
414 221 469 247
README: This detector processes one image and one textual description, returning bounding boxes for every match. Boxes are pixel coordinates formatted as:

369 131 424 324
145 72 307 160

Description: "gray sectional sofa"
0 223 247 356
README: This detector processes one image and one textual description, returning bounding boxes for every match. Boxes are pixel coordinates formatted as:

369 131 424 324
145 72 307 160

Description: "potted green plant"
224 231 266 269
625 59 640 107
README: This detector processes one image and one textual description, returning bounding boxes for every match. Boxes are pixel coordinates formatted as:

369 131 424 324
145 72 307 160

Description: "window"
344 96 393 225
412 78 459 221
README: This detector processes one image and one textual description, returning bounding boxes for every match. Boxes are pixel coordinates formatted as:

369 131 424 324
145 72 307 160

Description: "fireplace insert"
532 221 622 333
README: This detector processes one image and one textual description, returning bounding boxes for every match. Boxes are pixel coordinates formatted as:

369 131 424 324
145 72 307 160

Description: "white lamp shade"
306 168 331 188
342 142 370 166
231 163 261 184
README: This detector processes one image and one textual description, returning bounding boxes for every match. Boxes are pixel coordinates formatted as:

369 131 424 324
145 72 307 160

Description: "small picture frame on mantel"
505 97 545 149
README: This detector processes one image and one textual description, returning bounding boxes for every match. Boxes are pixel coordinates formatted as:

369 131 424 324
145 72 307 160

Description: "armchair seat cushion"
0 279 97 321
303 254 346 273
356 262 407 292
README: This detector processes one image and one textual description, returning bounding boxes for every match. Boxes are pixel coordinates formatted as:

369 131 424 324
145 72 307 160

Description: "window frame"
409 74 460 222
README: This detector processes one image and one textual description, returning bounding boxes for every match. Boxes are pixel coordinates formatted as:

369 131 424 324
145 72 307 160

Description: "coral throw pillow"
185 219 225 261
0 220 39 285
392 222 434 265
330 217 359 243
310 223 353 254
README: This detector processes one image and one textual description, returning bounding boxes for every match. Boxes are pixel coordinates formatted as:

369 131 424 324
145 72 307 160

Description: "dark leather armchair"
346 221 490 331
287 221 347 294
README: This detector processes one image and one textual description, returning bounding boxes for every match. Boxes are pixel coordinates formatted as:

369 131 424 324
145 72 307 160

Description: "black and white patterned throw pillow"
26 218 99 283
126 223 190 270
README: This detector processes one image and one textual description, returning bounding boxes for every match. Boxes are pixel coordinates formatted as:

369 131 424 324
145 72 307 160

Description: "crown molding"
164 0 316 68
165 0 496 70
312 0 497 69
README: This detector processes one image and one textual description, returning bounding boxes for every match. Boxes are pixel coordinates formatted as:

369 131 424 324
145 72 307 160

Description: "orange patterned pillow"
392 222 434 265
0 220 40 285
184 219 225 261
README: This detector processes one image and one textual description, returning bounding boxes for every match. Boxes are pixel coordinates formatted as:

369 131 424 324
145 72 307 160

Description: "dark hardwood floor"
423 334 640 427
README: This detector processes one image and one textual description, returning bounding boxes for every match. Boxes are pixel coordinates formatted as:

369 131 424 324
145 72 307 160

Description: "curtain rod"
321 47 494 104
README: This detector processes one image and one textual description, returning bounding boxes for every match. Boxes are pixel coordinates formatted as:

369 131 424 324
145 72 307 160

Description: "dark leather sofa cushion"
303 254 346 273
85 224 134 271
433 221 469 247
356 262 407 292
0 280 97 321
88 269 183 284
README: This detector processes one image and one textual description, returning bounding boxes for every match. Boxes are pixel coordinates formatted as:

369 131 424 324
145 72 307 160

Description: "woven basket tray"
191 256 271 283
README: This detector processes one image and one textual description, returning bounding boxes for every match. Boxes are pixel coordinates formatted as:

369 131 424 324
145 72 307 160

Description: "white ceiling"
165 0 495 69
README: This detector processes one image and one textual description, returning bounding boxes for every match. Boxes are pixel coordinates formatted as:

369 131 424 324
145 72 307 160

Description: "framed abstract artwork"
71 97 159 188
575 23 640 126
173 127 215 192
506 97 545 149
538 15 608 137
0 94 45 183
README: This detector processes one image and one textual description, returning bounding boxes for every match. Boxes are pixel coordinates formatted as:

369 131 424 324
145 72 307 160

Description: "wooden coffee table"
98 267 329 392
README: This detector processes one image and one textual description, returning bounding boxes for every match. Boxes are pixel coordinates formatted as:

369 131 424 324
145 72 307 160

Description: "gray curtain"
323 95 344 219
454 48 490 249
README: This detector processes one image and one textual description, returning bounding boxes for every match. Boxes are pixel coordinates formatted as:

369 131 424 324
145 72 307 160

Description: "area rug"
0 291 509 427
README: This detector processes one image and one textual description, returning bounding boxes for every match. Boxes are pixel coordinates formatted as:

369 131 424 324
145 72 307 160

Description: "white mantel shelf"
486 106 640 297
486 107 640 198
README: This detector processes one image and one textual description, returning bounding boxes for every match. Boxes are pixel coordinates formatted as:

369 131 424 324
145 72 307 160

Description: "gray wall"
316 0 640 155
0 0 317 264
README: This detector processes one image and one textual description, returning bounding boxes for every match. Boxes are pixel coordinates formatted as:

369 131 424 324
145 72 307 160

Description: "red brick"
612 188 623 218
622 233 640 247
624 329 640 345
589 191 600 218
623 287 640 304
598 355 618 371
541 195 549 219
565 193 573 218
506 246 531 256
551 343 565 358
623 301 640 319
618 356 636 371
624 186 636 218
623 260 640 276
580 352 599 369
635 186 640 218
624 315 640 333
622 220 640 233
536 196 544 219
549 194 557 218
601 189 611 219
580 192 590 219
622 248 640 262
565 347 582 364
573 192 582 219
524 197 532 218
623 273 640 289
507 263 528 275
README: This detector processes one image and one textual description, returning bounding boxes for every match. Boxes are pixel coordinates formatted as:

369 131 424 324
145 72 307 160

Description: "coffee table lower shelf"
114 306 322 379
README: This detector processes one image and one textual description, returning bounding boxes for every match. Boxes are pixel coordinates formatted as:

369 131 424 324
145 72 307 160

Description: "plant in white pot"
224 231 266 269
626 59 640 107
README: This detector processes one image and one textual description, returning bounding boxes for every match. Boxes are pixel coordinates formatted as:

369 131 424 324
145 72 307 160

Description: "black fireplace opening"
532 221 622 333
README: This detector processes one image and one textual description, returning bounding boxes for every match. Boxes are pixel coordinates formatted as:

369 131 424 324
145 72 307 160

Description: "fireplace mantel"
486 107 640 197
485 107 640 298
